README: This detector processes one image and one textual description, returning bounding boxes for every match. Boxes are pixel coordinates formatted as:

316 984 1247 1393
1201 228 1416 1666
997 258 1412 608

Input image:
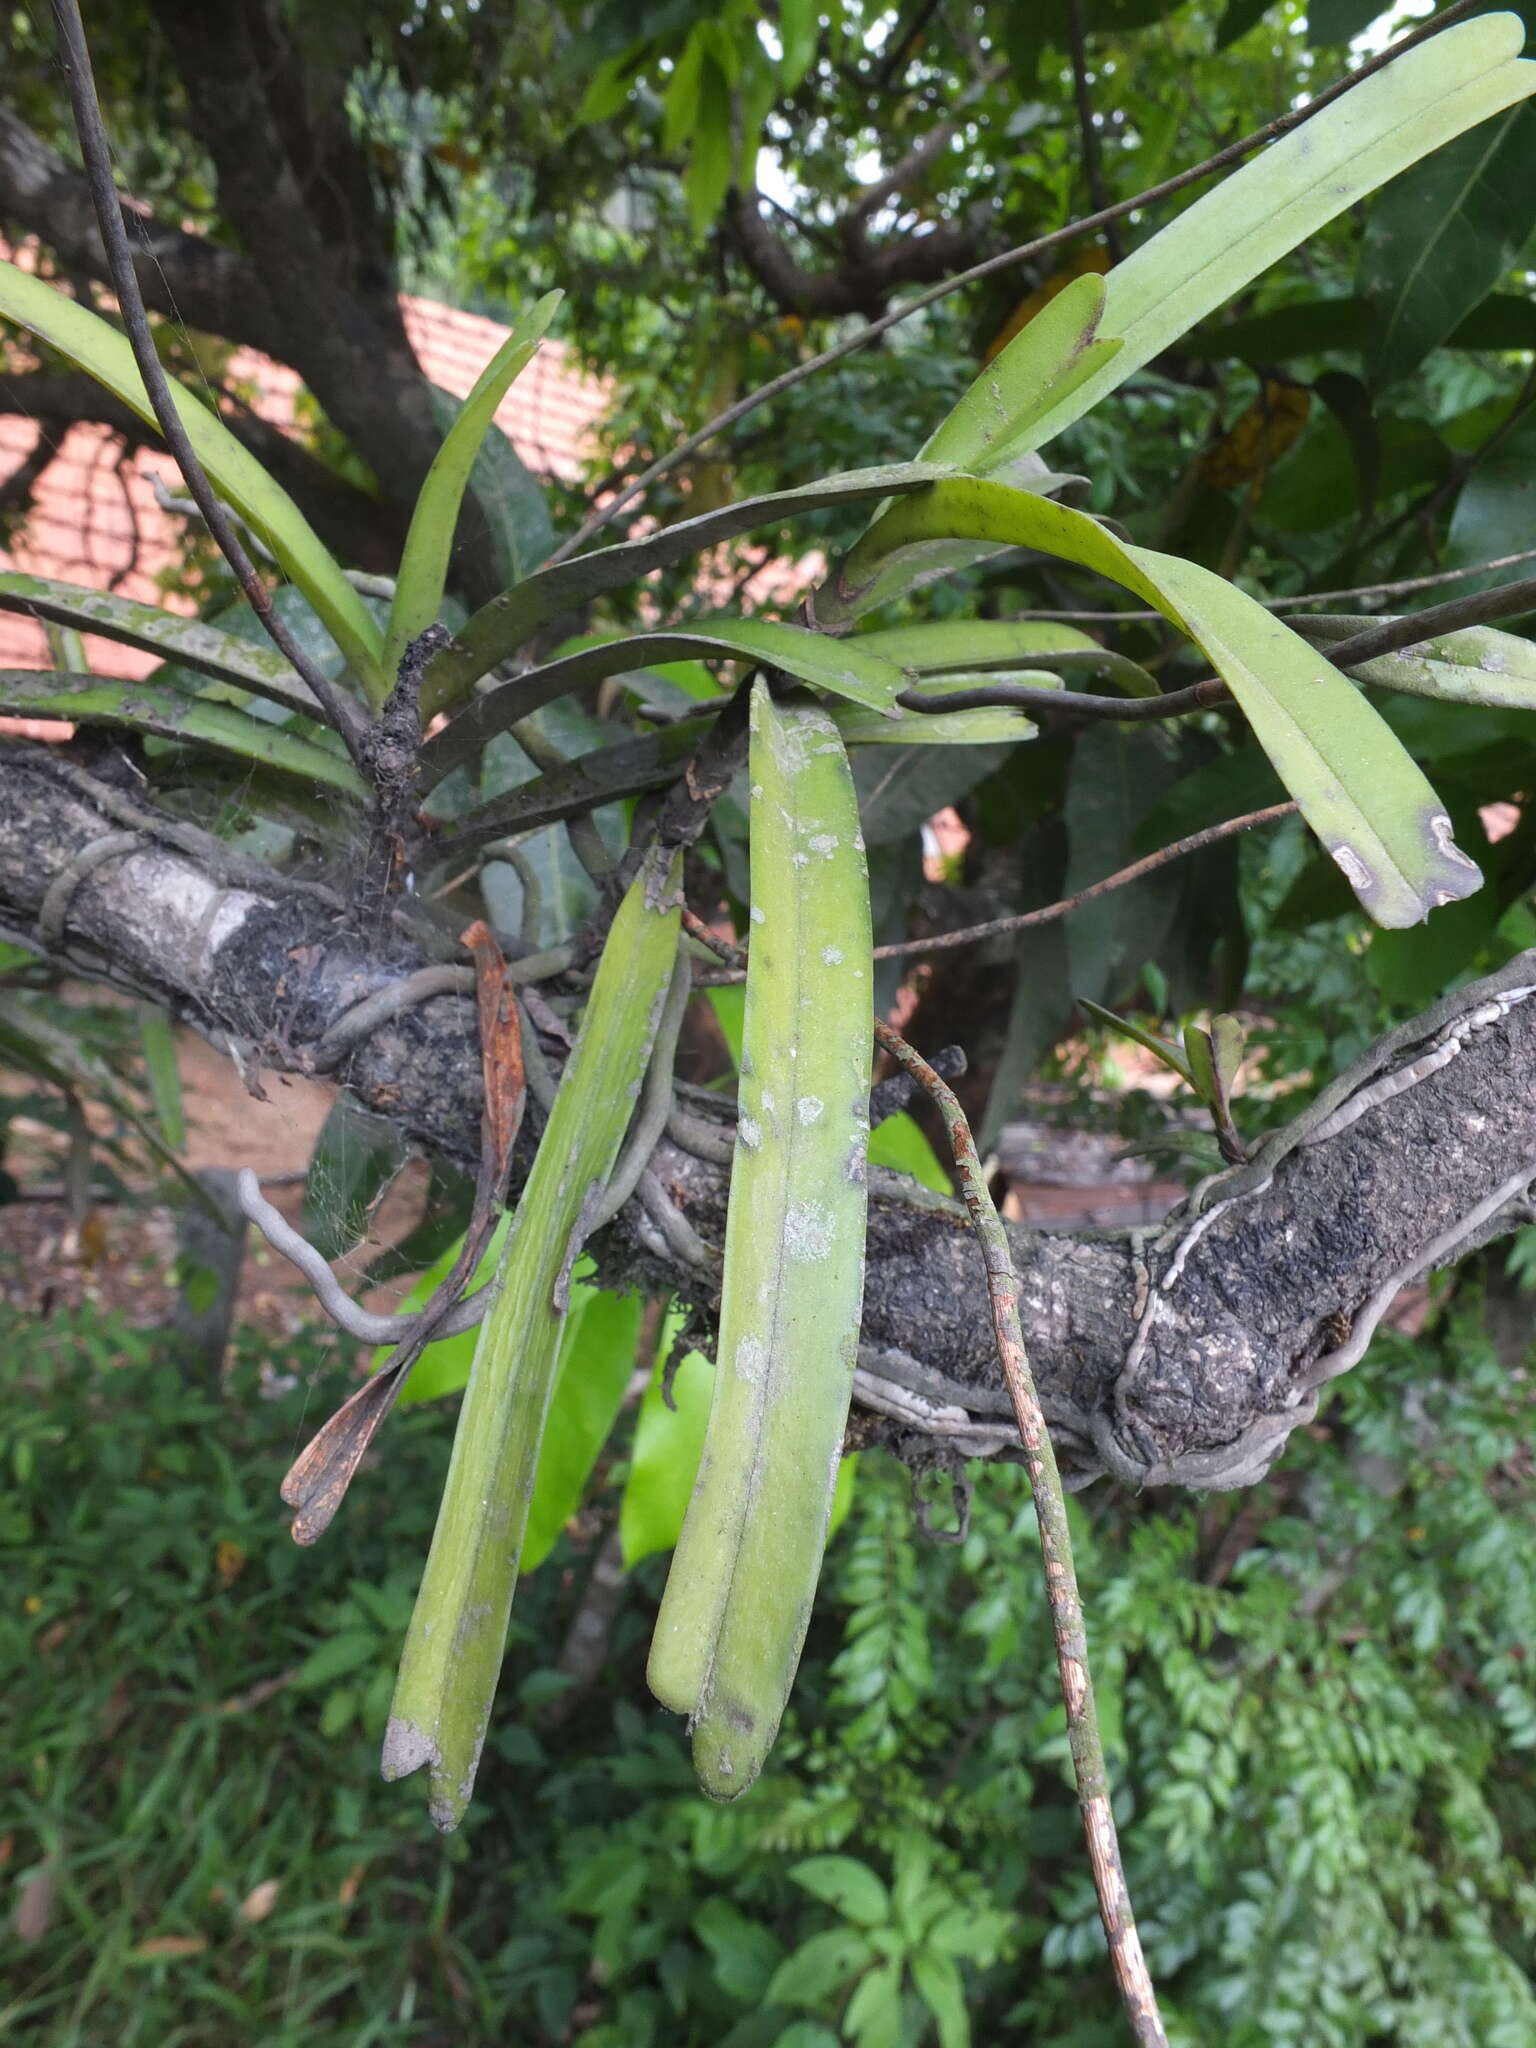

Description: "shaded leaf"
1359 107 1536 388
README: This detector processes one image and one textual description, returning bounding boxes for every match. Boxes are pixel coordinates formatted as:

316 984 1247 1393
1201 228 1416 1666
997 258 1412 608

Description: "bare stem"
874 801 1297 961
873 1018 1168 2048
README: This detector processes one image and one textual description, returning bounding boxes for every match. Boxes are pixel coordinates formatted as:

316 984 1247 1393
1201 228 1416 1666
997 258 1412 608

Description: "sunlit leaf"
0 258 387 697
385 292 562 680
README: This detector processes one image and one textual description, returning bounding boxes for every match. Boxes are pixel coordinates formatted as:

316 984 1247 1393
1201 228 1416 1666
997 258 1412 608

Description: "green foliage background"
7 1296 1536 2047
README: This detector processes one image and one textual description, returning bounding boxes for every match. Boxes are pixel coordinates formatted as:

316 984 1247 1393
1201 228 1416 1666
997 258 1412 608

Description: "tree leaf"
693 1897 787 2004
1185 290 1536 364
0 257 387 697
911 1950 970 2048
788 1856 892 1928
1444 411 1536 598
619 1340 715 1568
765 1929 875 2008
519 1283 644 1573
1307 0 1384 45
137 1006 184 1151
1061 724 1181 1007
384 293 562 679
1359 106 1536 388
831 477 1483 927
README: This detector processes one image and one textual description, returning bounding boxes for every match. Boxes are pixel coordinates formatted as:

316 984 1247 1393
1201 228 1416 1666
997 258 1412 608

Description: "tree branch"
5 742 1535 1500
726 183 985 319
0 107 283 354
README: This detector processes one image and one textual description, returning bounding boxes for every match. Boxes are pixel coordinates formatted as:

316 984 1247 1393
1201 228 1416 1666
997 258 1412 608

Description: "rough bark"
5 738 1534 1497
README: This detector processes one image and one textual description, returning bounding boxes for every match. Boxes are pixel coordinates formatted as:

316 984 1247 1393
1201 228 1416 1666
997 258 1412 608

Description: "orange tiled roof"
0 287 608 681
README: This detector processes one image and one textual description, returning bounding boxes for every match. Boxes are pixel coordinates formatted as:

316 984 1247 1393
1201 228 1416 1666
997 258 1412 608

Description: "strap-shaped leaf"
383 292 562 681
425 715 712 858
0 258 387 697
649 685 871 1800
383 851 683 1830
0 572 317 716
1299 614 1536 709
831 479 1481 928
852 617 1106 669
419 461 953 712
964 14 1536 457
832 681 1044 746
0 671 364 795
919 272 1123 475
855 615 1158 696
421 619 910 786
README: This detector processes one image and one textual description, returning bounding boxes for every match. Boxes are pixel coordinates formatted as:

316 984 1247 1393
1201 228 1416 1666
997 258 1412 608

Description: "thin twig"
50 0 371 767
548 0 1478 564
873 1019 1167 2048
1007 547 1536 625
1066 0 1124 264
1314 573 1536 666
690 802 1296 987
875 801 1297 961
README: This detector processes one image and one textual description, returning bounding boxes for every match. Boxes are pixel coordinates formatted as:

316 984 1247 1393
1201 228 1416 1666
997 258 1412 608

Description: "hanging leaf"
830 477 1482 927
1358 106 1536 389
649 685 872 1800
384 853 683 1830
